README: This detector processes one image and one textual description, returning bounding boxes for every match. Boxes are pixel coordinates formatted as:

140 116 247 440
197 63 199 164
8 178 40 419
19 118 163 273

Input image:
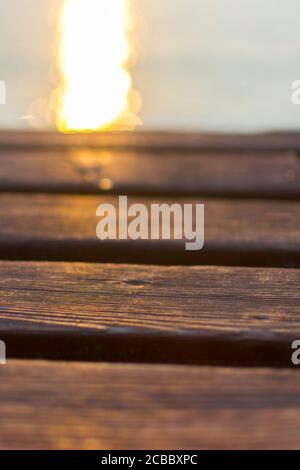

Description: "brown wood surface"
0 261 299 366
1 130 300 151
1 360 300 450
0 130 299 450
0 148 299 199
0 193 298 266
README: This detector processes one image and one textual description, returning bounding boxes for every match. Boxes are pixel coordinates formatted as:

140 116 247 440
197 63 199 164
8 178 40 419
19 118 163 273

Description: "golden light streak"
54 0 140 132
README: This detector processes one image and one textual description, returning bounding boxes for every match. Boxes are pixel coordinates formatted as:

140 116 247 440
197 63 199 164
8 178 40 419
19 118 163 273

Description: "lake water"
1 0 300 132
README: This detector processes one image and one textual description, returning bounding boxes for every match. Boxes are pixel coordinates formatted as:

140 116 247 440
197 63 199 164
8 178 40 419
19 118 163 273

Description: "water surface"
0 0 300 131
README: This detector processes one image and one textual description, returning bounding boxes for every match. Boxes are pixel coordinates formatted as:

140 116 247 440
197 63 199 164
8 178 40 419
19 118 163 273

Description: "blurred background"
0 0 300 132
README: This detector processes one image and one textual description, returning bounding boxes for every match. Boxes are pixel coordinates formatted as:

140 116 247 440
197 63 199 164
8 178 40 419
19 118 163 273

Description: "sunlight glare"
55 0 140 132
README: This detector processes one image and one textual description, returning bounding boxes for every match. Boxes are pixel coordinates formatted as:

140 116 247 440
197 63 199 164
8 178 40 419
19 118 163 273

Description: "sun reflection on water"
54 0 140 132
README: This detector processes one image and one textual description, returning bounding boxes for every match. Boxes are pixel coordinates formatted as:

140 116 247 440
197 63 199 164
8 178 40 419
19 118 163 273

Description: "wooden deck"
0 130 299 449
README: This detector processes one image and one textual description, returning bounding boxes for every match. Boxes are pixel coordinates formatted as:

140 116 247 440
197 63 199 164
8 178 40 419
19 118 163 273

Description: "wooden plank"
0 149 299 199
0 261 299 366
1 130 300 151
1 360 300 449
0 194 299 267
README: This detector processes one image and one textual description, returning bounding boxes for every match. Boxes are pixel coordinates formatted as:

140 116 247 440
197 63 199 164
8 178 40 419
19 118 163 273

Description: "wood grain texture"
0 261 299 366
1 360 300 449
0 149 299 199
0 193 299 267
1 130 300 151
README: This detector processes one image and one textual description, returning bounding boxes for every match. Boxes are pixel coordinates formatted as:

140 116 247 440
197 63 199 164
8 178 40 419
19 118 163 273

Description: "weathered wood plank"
1 130 300 151
0 261 299 366
0 149 299 199
1 360 300 449
0 194 299 267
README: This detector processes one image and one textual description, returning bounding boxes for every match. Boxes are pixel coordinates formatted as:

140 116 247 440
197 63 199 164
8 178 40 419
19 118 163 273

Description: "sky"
1 0 300 131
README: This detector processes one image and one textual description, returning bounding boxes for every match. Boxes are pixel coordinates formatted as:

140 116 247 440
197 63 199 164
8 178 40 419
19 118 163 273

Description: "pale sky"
1 0 300 131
